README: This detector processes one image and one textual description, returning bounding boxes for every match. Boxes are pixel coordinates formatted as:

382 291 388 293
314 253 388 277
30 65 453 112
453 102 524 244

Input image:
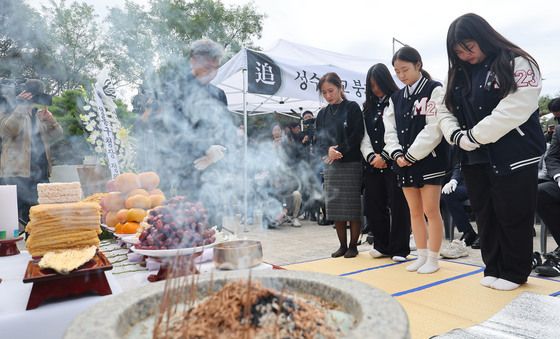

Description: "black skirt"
323 161 362 220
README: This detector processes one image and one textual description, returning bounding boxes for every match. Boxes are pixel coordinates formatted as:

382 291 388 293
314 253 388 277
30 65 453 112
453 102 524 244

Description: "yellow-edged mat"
282 254 560 339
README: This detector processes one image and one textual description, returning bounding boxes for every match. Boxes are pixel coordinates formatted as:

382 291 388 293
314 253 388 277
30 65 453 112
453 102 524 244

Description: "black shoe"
361 225 369 235
331 246 348 258
535 253 560 277
366 232 374 245
471 237 480 249
344 246 359 258
460 231 478 247
532 252 542 270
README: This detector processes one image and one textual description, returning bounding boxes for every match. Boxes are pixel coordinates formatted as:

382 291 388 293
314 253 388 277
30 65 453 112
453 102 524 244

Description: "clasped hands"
457 130 480 151
369 153 387 169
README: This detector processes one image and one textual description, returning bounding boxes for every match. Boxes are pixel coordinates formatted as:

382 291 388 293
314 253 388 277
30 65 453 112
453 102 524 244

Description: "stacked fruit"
136 196 216 250
101 172 166 234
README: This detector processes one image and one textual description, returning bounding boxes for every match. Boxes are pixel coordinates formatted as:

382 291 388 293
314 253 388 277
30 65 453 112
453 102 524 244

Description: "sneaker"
440 239 469 259
535 253 560 277
409 234 417 251
280 216 292 226
291 218 302 227
369 248 387 258
531 252 542 270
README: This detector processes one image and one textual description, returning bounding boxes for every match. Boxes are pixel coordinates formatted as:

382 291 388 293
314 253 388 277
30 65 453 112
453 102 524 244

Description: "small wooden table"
23 252 113 310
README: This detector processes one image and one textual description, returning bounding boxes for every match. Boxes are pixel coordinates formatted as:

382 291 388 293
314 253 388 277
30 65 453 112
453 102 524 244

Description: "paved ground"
237 218 560 283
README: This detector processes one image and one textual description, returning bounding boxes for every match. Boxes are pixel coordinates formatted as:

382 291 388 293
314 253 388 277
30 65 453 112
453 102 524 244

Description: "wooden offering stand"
23 252 113 310
147 252 202 282
0 237 23 257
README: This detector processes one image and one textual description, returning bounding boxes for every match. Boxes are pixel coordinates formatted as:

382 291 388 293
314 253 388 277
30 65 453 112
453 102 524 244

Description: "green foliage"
43 0 104 94
105 0 264 85
0 0 55 81
49 89 87 137
114 98 137 128
539 95 553 114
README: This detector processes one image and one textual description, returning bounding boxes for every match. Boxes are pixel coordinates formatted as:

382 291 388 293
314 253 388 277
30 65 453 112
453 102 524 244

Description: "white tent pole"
242 66 249 233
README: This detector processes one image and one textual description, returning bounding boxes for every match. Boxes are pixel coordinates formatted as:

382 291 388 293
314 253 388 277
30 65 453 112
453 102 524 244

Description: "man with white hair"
188 39 228 106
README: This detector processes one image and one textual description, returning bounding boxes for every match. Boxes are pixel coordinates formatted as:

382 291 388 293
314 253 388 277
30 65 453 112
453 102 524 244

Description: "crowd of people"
2 13 560 291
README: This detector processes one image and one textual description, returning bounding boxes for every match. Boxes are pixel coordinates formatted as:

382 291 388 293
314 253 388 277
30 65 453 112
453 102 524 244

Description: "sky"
30 0 560 97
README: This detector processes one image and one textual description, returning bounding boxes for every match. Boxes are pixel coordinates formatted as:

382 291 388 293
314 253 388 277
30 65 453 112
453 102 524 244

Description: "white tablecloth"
0 250 271 339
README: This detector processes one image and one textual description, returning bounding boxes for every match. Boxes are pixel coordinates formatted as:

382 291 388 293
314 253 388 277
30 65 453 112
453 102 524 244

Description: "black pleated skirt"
323 161 362 221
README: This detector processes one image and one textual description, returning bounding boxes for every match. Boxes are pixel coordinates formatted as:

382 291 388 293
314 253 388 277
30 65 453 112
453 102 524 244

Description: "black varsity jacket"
438 56 546 175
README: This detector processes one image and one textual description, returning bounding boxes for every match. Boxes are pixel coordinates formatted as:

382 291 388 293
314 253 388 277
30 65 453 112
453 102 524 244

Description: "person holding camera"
0 79 62 226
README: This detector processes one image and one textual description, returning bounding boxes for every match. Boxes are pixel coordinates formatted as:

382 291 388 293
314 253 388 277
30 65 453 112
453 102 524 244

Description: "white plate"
120 235 140 245
130 242 217 257
114 232 137 239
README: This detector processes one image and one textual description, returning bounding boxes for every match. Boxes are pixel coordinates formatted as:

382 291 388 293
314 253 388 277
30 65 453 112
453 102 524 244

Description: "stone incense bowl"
64 270 410 339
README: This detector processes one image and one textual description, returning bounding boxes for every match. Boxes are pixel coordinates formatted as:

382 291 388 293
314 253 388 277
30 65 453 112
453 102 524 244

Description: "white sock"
417 250 440 274
480 276 498 288
490 278 521 291
407 249 427 271
392 255 407 262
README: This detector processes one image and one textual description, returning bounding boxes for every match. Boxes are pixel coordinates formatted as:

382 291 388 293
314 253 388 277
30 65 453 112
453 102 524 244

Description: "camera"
302 118 315 138
0 78 52 110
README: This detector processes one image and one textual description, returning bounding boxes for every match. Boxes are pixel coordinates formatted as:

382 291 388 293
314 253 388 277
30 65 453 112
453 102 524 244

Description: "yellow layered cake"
25 202 101 257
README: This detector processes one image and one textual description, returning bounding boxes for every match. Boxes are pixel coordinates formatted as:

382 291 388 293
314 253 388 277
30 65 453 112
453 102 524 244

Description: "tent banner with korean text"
213 40 401 114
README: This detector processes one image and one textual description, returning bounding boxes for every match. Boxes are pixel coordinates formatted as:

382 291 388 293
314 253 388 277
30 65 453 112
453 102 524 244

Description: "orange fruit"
127 188 149 198
149 188 164 196
127 208 147 222
125 195 151 209
149 194 166 208
116 209 129 223
115 173 141 193
102 192 125 212
139 172 160 190
105 211 119 227
114 223 123 233
122 221 140 234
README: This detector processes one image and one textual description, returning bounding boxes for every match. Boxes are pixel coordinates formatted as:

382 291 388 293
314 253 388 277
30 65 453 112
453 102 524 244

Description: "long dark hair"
318 72 346 100
444 13 539 112
363 63 399 111
392 46 432 80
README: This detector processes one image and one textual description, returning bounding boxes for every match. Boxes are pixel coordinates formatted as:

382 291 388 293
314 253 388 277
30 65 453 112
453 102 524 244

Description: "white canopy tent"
212 39 400 115
212 40 399 231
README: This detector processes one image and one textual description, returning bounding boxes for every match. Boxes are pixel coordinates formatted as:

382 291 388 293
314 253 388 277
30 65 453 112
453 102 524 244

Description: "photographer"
301 110 315 148
0 79 62 226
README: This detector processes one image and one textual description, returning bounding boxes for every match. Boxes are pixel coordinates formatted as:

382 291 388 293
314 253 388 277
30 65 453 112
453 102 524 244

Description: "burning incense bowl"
213 240 263 270
65 270 410 338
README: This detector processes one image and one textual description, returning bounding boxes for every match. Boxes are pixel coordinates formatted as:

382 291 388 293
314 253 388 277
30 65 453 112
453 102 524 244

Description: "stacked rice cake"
37 182 83 204
26 202 101 257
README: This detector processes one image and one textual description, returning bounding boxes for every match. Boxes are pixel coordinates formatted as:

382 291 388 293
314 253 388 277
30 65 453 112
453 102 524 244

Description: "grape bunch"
137 196 216 250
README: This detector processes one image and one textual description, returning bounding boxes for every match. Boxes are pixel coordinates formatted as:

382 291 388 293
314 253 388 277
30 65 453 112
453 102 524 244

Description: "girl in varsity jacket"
437 13 545 290
384 46 449 274
361 63 411 262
